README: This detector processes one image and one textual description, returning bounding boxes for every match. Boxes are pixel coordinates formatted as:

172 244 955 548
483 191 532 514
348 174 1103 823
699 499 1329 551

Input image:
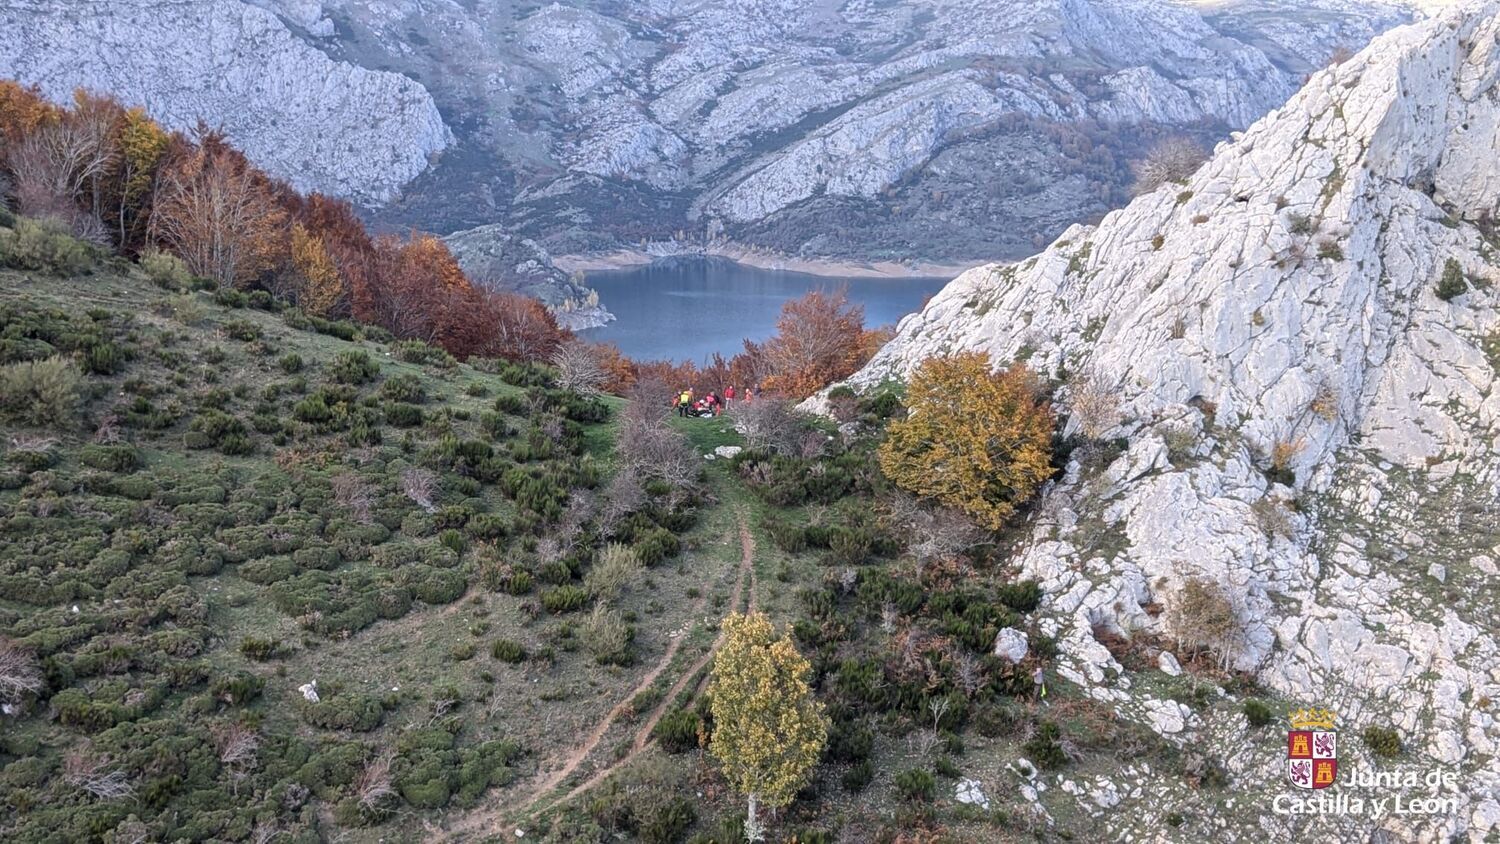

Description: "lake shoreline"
553 245 982 281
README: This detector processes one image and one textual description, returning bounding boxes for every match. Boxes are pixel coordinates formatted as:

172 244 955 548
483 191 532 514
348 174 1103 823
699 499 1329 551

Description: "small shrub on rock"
1362 725 1402 758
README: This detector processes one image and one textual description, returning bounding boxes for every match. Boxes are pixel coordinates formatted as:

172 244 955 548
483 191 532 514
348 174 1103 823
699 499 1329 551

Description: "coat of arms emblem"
1287 707 1337 790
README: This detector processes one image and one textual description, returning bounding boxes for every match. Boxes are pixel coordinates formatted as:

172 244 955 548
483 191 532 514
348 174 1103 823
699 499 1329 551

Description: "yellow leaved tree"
878 351 1055 530
289 223 343 317
708 612 827 842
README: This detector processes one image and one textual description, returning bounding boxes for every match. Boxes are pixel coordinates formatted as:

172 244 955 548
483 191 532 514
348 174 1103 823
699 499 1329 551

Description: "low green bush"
0 356 81 427
1242 699 1274 728
330 350 379 385
652 709 701 753
300 692 384 732
139 249 191 289
385 401 423 427
1362 725 1402 758
0 218 94 275
894 768 935 802
380 373 426 403
79 444 141 473
540 585 588 614
491 639 527 664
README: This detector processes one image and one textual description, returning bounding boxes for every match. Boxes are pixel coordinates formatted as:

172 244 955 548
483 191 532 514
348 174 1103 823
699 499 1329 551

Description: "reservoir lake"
578 257 949 363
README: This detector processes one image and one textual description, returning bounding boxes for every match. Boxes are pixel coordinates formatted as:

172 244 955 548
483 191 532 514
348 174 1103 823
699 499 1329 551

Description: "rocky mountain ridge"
826 3 1499 837
0 0 1423 268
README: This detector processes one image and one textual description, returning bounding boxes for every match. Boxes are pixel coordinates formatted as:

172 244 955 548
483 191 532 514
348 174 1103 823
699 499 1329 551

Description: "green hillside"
0 218 1215 844
0 225 735 841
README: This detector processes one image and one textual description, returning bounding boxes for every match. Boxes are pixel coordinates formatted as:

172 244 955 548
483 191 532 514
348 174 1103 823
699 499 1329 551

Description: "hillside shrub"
79 444 141 473
330 350 379 384
1243 699 1273 728
1436 258 1468 302
380 373 426 403
392 340 456 368
1362 725 1402 758
0 218 94 275
185 410 252 455
582 604 633 665
491 639 527 664
140 249 191 290
0 356 82 427
653 709 701 753
300 692 383 732
894 768 935 802
879 352 1054 529
540 585 588 614
385 401 423 427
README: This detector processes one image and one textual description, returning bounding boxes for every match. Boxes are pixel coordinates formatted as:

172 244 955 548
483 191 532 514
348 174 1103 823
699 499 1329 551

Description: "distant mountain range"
0 1 1426 271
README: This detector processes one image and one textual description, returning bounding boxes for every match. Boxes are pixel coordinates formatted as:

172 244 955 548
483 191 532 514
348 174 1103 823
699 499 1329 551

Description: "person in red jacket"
724 385 736 406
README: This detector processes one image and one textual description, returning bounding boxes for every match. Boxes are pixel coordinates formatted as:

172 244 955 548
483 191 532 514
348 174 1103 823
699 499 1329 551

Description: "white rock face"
825 4 1500 838
0 0 451 204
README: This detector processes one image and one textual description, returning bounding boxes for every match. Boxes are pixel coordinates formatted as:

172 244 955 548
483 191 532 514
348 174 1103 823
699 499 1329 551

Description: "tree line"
0 82 566 362
0 81 897 400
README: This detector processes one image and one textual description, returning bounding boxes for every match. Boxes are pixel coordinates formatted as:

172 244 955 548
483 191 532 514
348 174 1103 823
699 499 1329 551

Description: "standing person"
724 385 736 407
678 389 692 418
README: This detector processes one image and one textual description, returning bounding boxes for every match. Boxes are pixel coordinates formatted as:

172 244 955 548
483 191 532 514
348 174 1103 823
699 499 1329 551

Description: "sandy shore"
553 244 983 280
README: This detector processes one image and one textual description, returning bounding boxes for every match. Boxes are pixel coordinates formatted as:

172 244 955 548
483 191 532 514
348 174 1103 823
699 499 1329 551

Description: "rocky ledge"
824 3 1500 838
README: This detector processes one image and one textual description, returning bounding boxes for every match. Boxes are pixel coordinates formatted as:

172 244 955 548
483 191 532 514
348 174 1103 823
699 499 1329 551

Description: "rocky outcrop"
826 4 1500 838
0 0 451 204
442 224 612 331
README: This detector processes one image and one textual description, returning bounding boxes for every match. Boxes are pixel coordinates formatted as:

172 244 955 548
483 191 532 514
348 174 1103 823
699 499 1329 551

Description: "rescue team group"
673 385 763 418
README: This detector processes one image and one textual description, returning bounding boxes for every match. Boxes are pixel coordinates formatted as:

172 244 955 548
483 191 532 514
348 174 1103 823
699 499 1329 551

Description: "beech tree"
150 131 286 287
878 352 1055 530
708 612 827 842
760 289 869 399
288 223 343 316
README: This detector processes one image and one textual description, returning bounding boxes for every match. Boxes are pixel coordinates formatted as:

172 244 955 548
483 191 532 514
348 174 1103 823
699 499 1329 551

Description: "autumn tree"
760 289 869 398
286 223 343 316
708 612 827 842
476 289 567 362
878 352 1055 530
106 106 169 251
150 131 286 287
7 92 122 238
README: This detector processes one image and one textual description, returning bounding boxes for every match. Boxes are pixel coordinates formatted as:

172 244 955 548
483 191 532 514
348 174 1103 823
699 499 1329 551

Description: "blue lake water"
578 257 949 363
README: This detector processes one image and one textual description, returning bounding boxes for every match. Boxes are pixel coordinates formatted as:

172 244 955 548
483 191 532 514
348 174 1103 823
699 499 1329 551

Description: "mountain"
0 0 1419 270
0 0 450 206
826 3 1500 837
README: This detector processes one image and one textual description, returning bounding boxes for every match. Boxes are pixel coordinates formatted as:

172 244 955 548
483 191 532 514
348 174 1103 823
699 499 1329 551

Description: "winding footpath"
438 511 756 841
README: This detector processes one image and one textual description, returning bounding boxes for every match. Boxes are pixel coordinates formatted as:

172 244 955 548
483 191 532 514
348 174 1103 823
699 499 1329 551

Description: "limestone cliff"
0 0 451 204
828 4 1500 837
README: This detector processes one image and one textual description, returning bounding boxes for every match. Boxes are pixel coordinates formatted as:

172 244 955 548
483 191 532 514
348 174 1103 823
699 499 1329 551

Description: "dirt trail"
555 516 756 805
439 512 756 841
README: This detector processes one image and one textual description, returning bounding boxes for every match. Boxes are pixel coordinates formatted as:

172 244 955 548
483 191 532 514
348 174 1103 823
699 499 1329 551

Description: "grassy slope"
0 260 745 842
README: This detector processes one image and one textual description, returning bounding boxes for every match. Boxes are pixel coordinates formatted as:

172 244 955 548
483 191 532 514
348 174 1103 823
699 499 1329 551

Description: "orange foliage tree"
760 289 870 399
878 352 1055 530
150 130 287 287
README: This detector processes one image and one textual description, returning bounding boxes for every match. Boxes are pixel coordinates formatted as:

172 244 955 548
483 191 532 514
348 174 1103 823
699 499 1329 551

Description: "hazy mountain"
0 0 1420 268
